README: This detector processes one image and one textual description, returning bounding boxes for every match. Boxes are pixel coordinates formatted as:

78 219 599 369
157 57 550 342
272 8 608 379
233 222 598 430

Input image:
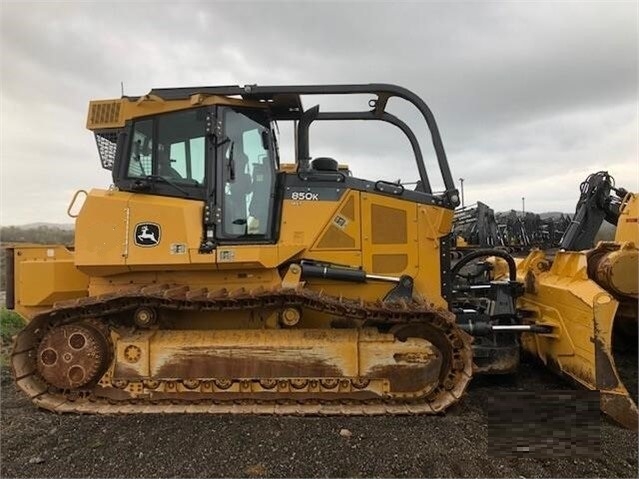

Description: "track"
11 284 473 415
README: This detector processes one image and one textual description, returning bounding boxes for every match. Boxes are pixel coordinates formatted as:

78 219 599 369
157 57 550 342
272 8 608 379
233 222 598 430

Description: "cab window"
126 109 206 186
221 108 275 237
157 110 205 184
128 119 153 177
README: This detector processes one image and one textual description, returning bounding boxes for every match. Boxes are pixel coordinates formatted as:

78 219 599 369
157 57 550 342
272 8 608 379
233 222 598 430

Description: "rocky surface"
1 360 637 478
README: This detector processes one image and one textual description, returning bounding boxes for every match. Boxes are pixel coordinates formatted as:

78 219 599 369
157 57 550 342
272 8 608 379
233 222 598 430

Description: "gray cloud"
1 1 637 224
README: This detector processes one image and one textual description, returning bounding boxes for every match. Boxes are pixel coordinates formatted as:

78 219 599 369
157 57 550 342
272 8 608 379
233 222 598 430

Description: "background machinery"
4 85 636 428
514 171 638 428
452 201 501 249
451 171 638 428
453 203 571 252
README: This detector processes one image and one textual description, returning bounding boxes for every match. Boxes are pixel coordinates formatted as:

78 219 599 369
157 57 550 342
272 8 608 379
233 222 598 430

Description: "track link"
12 284 473 415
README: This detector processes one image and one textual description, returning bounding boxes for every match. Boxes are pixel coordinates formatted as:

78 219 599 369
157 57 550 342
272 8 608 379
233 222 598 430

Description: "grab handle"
67 189 88 218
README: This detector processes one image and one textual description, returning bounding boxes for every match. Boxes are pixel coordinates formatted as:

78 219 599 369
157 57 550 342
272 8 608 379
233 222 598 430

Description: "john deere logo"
134 223 161 247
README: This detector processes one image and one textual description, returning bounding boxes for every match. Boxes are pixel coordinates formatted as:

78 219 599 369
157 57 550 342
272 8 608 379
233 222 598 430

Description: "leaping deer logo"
134 223 161 247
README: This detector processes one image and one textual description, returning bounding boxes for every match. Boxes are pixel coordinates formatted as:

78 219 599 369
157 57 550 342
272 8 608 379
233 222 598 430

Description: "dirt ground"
1 360 637 479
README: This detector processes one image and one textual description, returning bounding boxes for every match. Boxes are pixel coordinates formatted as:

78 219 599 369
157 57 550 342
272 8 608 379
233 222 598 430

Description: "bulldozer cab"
88 84 460 251
110 103 278 243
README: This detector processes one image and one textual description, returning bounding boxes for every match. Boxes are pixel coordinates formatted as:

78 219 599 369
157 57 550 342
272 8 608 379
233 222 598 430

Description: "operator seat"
311 157 338 171
158 147 183 180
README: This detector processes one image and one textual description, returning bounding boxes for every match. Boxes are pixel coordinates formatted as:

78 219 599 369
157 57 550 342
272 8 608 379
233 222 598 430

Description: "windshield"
127 109 206 185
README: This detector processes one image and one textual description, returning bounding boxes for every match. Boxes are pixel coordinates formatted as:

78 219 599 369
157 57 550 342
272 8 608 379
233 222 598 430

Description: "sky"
1 1 637 225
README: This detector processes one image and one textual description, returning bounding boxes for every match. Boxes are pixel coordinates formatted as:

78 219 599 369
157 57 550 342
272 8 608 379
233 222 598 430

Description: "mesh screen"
94 130 122 170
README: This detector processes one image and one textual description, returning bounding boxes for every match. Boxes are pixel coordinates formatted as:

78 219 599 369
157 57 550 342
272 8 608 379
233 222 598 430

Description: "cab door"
215 106 278 243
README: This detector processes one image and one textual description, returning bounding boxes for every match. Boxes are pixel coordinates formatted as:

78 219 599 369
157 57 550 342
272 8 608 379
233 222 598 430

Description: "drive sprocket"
36 322 110 390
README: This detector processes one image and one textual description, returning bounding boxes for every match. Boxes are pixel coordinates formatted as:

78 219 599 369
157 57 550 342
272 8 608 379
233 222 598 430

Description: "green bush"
1 307 25 343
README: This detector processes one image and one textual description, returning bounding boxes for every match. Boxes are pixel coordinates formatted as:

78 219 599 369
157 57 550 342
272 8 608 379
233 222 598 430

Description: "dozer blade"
517 251 638 429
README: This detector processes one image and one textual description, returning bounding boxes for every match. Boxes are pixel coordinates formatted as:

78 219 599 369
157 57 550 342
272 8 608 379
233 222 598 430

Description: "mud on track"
1 360 637 479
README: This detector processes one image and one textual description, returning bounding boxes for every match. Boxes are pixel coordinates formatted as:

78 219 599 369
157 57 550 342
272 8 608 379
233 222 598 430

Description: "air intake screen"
94 130 121 170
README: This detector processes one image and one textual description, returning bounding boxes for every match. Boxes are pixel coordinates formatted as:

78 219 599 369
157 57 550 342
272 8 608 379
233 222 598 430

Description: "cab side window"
243 129 273 234
222 108 274 237
127 120 153 178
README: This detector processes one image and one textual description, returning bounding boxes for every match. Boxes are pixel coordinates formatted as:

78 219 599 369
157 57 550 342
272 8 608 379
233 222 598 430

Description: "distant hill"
539 211 572 220
495 210 572 219
7 222 74 231
0 225 74 246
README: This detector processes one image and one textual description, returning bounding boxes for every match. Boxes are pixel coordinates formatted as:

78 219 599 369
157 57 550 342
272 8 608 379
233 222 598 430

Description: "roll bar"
149 84 458 205
300 110 432 194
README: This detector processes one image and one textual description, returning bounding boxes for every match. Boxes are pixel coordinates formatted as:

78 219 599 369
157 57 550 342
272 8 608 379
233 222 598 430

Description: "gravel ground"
1 360 637 479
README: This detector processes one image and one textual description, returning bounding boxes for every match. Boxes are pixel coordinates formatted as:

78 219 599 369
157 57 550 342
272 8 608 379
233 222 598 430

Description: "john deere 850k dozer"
5 84 636 427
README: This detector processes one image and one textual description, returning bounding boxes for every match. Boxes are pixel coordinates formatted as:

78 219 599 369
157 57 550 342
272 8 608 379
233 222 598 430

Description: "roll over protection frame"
306 110 432 194
148 84 458 206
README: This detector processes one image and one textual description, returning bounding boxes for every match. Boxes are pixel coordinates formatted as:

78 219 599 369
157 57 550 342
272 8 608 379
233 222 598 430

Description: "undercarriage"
12 285 473 414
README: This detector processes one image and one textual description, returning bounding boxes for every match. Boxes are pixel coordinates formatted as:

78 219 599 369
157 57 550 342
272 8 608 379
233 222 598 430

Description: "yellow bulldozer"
5 84 637 428
514 172 638 429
